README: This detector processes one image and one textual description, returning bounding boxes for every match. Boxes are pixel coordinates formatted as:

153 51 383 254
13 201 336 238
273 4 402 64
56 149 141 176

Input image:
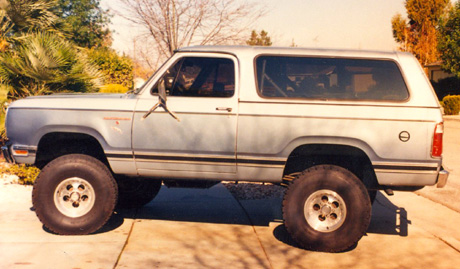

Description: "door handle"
216 107 232 112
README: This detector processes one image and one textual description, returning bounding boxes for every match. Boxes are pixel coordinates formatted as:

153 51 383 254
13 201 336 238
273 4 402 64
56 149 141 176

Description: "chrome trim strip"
372 162 438 172
373 166 437 172
239 113 435 123
133 152 234 159
373 161 439 174
106 153 134 159
239 100 438 109
134 111 237 117
107 157 135 162
12 145 37 152
11 107 236 117
109 152 286 167
237 157 286 166
372 161 438 168
237 163 285 168
8 107 133 113
374 169 437 174
134 153 235 166
237 155 286 161
135 159 235 166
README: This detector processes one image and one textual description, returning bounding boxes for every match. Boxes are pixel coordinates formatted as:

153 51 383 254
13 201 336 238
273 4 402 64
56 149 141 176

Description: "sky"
101 0 408 56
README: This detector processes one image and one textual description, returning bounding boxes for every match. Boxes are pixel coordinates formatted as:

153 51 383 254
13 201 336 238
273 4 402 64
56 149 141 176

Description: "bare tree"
118 0 265 60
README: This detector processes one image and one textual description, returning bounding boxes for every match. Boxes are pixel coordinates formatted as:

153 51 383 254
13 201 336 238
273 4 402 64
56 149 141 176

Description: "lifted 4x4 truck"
2 46 449 252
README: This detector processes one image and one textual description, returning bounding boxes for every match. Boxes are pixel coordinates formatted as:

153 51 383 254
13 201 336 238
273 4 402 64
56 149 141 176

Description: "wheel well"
283 144 378 189
35 132 108 169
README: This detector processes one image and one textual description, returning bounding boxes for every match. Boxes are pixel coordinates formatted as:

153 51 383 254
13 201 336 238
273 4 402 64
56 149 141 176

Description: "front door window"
152 57 235 98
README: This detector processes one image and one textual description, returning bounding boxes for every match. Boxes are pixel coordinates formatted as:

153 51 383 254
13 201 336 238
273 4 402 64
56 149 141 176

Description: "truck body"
2 46 449 252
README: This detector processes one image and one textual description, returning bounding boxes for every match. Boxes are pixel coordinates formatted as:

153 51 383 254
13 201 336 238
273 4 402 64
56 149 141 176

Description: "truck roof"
177 45 410 60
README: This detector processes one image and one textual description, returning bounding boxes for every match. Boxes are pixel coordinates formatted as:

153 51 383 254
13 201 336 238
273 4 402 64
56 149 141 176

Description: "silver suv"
2 46 448 252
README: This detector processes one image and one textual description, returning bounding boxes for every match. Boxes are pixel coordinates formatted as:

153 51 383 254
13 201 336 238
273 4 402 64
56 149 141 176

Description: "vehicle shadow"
271 191 411 251
99 185 411 242
366 191 410 236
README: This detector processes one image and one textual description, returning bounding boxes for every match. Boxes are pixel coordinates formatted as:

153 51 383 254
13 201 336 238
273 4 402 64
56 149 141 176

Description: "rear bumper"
436 168 449 188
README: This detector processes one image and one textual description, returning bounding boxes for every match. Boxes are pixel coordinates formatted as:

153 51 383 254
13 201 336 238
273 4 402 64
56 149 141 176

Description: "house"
425 61 454 82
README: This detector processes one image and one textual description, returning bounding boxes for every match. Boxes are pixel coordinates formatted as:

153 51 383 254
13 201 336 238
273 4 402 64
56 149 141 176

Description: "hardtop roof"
177 45 410 60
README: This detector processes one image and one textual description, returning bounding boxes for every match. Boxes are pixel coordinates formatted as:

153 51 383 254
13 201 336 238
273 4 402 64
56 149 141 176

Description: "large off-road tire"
32 154 118 235
283 165 372 252
116 176 162 209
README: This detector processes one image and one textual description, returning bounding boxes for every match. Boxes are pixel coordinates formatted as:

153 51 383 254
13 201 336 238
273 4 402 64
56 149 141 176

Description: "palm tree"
0 1 102 100
0 9 13 52
0 32 102 100
3 0 59 34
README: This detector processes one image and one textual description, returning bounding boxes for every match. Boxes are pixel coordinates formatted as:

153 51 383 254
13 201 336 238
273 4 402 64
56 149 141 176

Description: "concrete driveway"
1 181 460 268
1 118 460 268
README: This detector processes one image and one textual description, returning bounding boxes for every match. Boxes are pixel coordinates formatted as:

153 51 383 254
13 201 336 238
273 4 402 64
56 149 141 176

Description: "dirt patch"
222 182 286 200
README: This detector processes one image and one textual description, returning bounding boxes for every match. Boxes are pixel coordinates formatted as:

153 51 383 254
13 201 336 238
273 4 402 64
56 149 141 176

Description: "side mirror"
158 78 167 105
142 78 180 122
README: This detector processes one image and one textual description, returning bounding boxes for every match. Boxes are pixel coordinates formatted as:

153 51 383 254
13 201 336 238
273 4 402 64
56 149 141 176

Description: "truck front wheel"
283 165 371 252
32 154 118 235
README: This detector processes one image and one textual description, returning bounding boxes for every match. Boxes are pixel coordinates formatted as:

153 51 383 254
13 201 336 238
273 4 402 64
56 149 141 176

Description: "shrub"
2 164 40 185
442 95 460 115
0 98 9 146
99 84 129 93
87 48 134 89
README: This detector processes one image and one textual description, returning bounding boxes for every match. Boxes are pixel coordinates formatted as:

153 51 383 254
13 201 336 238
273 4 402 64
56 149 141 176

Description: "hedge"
442 95 460 115
99 84 129 93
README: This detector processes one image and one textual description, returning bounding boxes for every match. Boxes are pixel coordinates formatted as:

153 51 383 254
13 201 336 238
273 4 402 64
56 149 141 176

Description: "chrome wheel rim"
54 177 96 218
304 189 347 232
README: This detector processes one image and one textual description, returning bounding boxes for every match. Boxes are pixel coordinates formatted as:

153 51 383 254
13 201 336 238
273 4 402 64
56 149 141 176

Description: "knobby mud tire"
283 165 372 252
32 154 118 235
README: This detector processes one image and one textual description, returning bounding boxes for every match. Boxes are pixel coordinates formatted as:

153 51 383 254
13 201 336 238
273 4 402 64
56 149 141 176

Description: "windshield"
130 55 173 95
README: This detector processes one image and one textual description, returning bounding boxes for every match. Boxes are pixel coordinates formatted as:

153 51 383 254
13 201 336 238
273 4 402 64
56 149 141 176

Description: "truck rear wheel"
283 165 371 252
116 176 162 209
32 154 118 235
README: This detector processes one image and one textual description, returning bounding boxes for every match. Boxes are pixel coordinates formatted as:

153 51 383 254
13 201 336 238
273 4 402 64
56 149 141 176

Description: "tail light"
431 122 443 157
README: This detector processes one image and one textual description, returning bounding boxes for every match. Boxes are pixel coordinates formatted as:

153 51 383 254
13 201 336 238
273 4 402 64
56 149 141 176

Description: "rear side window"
256 56 409 101
152 57 235 97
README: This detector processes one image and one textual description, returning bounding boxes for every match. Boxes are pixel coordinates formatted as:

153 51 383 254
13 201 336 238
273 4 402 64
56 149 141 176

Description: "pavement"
1 117 460 268
416 116 460 212
444 115 460 122
1 181 460 269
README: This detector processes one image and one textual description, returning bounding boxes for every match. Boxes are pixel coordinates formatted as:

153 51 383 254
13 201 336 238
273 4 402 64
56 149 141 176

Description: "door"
132 54 238 177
